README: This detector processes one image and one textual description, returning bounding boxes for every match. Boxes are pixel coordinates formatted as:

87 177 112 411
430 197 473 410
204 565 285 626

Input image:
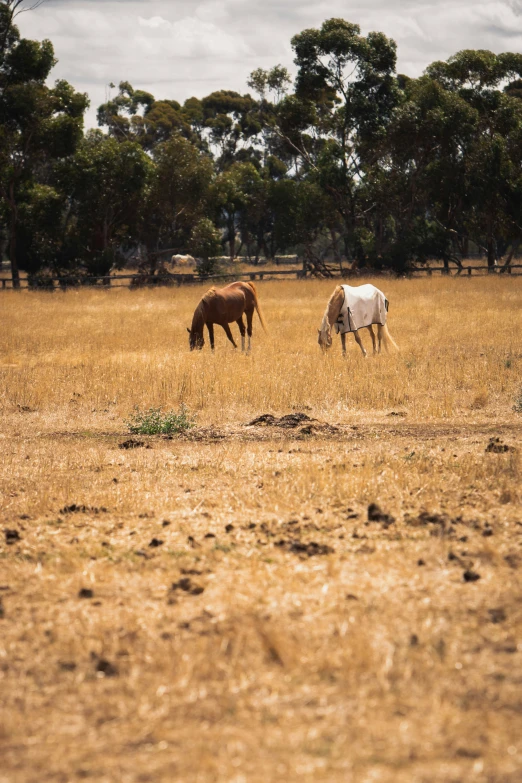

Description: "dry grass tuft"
1 276 522 782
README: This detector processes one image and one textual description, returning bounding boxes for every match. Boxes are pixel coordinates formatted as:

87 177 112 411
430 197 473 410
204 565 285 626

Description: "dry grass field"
1 277 521 783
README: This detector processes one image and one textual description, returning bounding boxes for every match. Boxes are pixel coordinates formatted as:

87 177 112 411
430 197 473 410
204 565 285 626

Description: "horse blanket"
333 284 388 335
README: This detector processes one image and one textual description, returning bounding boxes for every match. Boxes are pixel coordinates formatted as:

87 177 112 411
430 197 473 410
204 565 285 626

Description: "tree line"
2 1 522 288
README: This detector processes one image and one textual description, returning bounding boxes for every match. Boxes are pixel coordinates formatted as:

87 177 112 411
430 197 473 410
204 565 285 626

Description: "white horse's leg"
368 325 377 355
341 333 347 356
377 325 383 353
353 330 367 357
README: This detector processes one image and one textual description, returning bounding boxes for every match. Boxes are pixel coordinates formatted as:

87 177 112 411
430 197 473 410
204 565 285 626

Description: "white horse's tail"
379 323 399 352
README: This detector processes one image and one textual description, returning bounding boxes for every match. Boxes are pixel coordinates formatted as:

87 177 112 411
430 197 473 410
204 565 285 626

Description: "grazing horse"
171 254 196 268
318 284 398 357
188 281 267 351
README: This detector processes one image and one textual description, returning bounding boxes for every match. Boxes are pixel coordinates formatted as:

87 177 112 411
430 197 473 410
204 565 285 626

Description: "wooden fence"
1 264 521 290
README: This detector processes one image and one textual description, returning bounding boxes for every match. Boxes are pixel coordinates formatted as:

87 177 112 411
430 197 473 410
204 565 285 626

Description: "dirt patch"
4 528 21 545
485 437 515 453
275 539 335 557
91 654 118 678
367 503 395 528
60 504 108 515
119 439 151 450
170 577 205 596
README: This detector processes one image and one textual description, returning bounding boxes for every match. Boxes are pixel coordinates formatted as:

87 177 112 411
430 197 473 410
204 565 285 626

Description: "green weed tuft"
125 404 196 435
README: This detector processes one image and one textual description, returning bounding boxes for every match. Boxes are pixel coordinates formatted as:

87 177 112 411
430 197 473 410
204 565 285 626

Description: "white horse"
171 254 196 268
318 284 399 357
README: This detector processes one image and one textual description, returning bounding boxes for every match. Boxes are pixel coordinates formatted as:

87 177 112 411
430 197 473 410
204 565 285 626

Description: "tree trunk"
486 237 496 272
500 239 520 272
329 228 345 274
8 184 20 289
228 220 235 262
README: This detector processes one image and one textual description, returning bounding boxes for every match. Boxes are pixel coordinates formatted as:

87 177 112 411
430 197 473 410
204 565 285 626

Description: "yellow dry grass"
0 276 522 783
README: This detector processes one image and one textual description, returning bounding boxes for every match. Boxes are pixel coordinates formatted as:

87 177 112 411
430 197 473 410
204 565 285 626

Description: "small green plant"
514 388 522 413
125 404 196 435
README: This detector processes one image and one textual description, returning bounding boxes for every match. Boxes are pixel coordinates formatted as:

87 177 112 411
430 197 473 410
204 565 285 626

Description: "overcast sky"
15 0 522 128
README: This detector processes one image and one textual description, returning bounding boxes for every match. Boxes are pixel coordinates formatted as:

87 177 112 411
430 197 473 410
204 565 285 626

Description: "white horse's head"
317 324 332 353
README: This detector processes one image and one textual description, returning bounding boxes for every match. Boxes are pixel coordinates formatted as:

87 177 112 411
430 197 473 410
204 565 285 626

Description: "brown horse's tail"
246 282 267 332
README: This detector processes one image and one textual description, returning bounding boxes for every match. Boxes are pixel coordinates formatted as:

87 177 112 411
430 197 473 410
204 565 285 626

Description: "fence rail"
1 264 521 290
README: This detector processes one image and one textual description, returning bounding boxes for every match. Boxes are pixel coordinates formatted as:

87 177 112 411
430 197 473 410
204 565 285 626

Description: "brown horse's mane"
191 288 217 332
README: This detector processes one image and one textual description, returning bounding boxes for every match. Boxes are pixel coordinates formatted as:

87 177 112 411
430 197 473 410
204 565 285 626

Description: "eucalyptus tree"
262 18 399 270
425 49 522 269
212 161 263 260
56 131 152 277
0 0 88 286
368 74 479 271
199 90 261 170
140 135 214 265
97 81 199 150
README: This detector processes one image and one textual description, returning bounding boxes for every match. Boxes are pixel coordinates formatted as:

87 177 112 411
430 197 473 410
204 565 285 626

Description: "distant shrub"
125 404 196 435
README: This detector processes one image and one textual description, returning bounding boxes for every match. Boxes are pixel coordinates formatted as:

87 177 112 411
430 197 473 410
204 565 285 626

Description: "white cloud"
138 16 171 29
195 2 229 23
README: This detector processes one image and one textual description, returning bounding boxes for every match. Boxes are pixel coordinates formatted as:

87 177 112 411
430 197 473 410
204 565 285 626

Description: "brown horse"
187 281 267 351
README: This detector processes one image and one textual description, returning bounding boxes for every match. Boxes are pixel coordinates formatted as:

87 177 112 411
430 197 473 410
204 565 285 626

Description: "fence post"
467 267 472 276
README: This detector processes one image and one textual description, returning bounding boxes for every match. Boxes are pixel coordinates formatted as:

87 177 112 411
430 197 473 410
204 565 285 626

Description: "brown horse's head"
187 327 204 351
317 326 332 353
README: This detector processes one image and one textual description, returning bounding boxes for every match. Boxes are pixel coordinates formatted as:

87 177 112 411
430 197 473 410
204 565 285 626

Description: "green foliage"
248 65 291 102
60 131 152 275
140 135 213 258
97 81 197 150
125 405 196 436
0 3 88 285
189 218 221 276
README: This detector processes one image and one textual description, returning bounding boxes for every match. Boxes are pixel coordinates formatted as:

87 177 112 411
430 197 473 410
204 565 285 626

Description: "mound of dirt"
247 412 339 436
248 412 313 428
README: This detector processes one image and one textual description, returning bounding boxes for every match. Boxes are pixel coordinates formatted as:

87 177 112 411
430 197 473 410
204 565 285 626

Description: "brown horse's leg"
368 325 377 355
246 308 253 351
236 317 246 351
207 322 215 351
341 332 347 356
353 330 367 357
222 323 238 348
